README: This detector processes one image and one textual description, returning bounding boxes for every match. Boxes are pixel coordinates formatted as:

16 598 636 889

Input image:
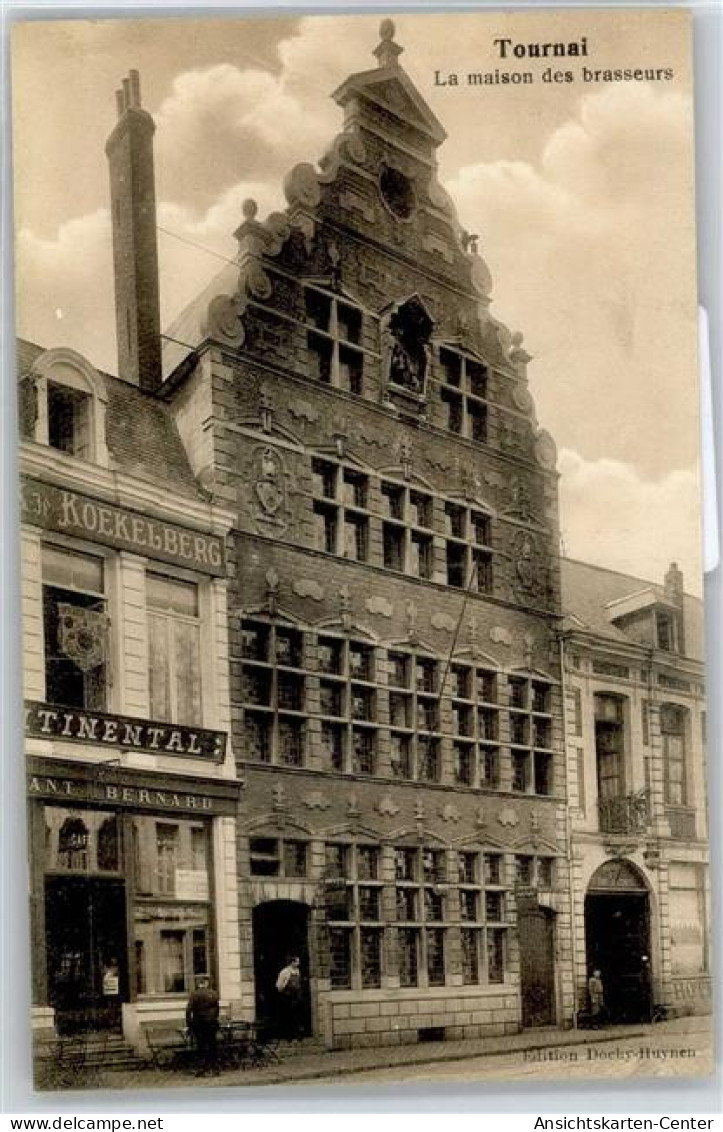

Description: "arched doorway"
252 901 312 1038
585 859 652 1023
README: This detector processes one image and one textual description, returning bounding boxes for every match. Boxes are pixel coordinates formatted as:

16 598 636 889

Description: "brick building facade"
158 22 573 1048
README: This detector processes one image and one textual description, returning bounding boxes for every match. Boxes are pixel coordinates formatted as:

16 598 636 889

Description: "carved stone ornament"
534 429 558 470
293 578 324 601
203 294 245 348
366 596 393 618
303 791 331 811
378 794 400 817
511 383 535 415
243 261 273 302
440 802 461 823
470 254 493 299
490 626 512 647
512 531 541 596
385 296 434 398
498 807 519 828
284 162 322 209
431 612 456 633
341 132 367 166
502 475 534 523
252 446 288 536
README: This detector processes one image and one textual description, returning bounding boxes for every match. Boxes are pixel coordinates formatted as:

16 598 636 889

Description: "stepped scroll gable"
165 20 570 1049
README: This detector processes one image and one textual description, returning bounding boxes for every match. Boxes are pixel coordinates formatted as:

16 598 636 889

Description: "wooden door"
518 907 555 1027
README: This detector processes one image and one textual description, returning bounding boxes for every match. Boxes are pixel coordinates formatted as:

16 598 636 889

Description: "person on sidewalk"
587 968 606 1028
275 955 302 1041
186 975 220 1076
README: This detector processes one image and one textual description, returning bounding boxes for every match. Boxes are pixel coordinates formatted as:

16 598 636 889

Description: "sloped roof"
17 338 204 501
560 557 704 663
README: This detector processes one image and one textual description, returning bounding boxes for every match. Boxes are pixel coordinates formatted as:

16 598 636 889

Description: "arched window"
20 348 109 466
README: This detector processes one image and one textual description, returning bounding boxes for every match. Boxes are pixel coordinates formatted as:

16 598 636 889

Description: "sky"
10 9 703 593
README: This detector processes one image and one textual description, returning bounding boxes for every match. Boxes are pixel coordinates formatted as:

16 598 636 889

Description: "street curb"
222 1028 649 1088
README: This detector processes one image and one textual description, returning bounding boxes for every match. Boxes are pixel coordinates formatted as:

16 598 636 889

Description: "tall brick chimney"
664 561 686 653
105 70 162 393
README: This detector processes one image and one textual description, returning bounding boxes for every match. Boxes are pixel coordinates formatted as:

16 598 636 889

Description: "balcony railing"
598 789 649 835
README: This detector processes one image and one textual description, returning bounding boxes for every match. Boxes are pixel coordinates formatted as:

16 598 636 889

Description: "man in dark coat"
186 975 220 1076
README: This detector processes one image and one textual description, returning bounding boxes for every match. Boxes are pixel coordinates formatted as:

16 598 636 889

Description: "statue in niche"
386 296 433 396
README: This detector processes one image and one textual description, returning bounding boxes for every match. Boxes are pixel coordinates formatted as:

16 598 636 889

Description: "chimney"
105 70 162 393
664 561 685 653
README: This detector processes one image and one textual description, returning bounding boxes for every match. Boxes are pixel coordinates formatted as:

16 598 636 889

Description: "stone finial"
242 198 258 221
374 18 403 68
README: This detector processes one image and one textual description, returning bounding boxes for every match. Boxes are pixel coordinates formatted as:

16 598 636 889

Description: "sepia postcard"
9 7 711 1093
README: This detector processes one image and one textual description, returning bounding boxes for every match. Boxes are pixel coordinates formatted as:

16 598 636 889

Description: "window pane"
487 929 505 983
462 928 480 984
173 620 202 726
360 929 382 988
148 613 172 722
398 929 418 987
427 929 445 986
329 928 352 989
42 546 104 593
147 574 198 617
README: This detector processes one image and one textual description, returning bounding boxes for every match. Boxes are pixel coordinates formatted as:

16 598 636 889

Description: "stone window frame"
457 848 509 986
324 841 385 991
316 631 382 777
437 345 489 444
304 284 365 395
449 661 501 789
379 477 434 580
508 675 555 797
387 648 443 784
239 618 308 768
443 499 494 594
394 844 448 989
311 456 371 563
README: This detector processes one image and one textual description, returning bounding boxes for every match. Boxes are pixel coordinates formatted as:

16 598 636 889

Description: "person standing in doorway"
186 975 220 1076
588 968 606 1027
275 955 302 1041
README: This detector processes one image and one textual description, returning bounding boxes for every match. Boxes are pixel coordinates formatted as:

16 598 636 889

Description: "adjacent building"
19 81 243 1048
560 559 709 1024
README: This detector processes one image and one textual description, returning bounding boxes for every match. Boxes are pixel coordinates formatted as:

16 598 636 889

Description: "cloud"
446 81 698 479
558 448 703 593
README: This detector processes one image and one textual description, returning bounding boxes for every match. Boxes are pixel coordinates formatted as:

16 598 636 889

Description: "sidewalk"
82 1015 708 1091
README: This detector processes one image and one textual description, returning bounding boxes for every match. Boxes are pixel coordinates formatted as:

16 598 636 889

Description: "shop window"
45 808 122 874
42 545 107 710
57 817 89 871
132 815 211 997
147 573 202 726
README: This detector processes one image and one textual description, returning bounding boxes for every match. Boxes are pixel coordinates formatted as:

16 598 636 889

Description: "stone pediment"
333 40 446 148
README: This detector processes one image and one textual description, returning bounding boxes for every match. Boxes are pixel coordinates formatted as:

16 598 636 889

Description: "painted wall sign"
21 476 225 576
27 758 240 817
25 701 226 761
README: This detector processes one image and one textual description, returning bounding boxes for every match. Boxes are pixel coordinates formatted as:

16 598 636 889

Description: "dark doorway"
518 906 556 1027
585 860 652 1023
45 876 128 1034
252 901 312 1038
